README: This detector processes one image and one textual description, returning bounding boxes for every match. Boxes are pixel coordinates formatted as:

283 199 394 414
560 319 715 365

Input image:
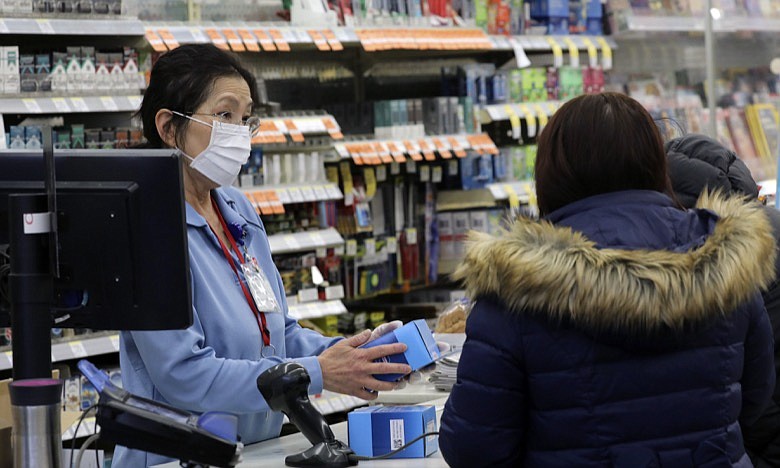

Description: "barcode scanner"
257 362 358 467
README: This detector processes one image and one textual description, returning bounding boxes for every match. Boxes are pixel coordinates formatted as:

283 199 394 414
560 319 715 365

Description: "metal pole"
705 0 717 137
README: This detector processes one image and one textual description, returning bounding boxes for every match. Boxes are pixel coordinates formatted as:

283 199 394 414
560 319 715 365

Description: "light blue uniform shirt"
112 187 340 467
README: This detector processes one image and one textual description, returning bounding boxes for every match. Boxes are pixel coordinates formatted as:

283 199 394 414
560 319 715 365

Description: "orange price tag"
267 191 285 214
432 138 452 159
268 29 291 52
283 119 304 143
346 144 363 165
204 29 229 50
222 29 246 52
322 117 344 139
254 30 277 51
157 29 179 49
386 142 406 162
237 29 260 52
321 29 343 51
448 137 467 158
403 140 423 161
307 30 331 51
418 140 436 161
357 29 376 52
374 143 393 164
467 135 484 154
145 30 168 52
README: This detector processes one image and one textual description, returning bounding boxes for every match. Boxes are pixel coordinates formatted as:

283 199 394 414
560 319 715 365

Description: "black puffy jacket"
667 133 780 467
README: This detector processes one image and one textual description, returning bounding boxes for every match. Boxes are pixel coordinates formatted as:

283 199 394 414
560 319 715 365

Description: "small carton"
348 405 438 459
360 319 441 382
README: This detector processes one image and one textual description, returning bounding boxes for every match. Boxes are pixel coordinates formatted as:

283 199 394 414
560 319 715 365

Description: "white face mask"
172 111 251 187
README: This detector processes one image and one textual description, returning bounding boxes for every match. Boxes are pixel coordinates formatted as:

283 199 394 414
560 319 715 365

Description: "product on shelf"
1 0 124 16
5 124 142 149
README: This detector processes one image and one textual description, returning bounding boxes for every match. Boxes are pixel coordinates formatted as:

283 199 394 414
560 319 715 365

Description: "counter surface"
156 397 450 468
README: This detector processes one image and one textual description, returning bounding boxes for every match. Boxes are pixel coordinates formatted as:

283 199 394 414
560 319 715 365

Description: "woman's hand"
318 330 411 400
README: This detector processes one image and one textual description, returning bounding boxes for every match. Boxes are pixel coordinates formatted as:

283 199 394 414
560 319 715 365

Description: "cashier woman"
112 44 412 467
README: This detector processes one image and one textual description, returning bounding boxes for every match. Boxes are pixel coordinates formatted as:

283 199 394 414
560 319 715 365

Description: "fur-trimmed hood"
454 192 777 333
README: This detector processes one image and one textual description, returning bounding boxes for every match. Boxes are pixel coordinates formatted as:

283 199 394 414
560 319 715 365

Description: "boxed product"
348 405 438 459
3 47 20 94
359 319 441 382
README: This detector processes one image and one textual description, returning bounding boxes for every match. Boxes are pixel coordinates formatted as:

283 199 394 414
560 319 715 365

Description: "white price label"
288 188 305 203
511 38 532 68
334 144 349 158
346 239 358 257
419 165 430 182
22 99 42 113
128 95 143 109
406 228 418 245
308 231 326 246
300 186 316 202
109 335 120 351
100 96 119 111
36 19 56 34
69 341 88 358
448 160 459 176
51 98 71 113
325 285 345 300
325 185 343 199
406 160 417 173
432 166 443 183
312 186 328 200
365 238 376 256
297 288 319 303
2 352 11 367
276 188 292 205
0 20 8 33
386 236 398 254
334 245 345 256
190 28 209 43
376 165 387 182
283 235 301 250
316 247 328 258
317 399 335 414
70 97 89 112
390 162 401 175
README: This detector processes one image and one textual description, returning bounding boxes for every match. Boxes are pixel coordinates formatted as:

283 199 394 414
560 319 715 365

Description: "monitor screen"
0 149 192 331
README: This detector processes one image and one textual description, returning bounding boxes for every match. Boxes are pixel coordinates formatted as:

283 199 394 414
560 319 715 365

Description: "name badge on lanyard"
241 255 281 314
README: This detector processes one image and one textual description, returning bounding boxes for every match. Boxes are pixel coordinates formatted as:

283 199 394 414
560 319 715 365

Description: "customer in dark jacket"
440 93 777 468
666 133 780 468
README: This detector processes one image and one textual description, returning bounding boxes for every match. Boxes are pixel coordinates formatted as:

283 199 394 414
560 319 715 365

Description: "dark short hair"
138 44 260 149
535 92 672 216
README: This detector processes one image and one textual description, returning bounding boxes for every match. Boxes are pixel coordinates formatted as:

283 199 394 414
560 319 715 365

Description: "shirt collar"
185 189 262 239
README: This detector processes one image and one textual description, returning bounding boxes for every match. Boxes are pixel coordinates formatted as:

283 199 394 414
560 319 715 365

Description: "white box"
437 212 454 262
469 210 489 233
452 212 470 260
3 47 20 94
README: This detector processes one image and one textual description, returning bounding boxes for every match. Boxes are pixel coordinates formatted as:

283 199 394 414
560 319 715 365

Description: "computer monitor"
0 149 192 331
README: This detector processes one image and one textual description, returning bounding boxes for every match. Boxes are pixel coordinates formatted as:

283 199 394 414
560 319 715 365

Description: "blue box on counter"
360 319 441 382
348 405 438 459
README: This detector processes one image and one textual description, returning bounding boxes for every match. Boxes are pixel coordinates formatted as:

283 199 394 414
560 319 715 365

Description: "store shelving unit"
0 95 142 114
0 332 119 372
267 227 345 255
0 17 144 36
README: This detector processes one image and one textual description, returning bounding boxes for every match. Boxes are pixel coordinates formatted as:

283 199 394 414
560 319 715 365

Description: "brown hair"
535 92 672 216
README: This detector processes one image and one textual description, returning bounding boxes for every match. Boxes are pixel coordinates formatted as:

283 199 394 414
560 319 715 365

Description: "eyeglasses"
178 111 262 136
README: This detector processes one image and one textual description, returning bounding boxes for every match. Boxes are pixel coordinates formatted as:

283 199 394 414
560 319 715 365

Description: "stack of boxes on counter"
0 45 145 95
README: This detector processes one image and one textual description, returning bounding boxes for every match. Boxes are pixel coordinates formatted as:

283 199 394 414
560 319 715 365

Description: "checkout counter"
156 395 451 468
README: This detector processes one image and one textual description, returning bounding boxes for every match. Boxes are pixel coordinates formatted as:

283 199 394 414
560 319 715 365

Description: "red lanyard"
210 198 271 347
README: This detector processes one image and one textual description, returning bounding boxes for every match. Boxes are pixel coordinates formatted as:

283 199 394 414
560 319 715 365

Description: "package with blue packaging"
348 405 438 459
360 319 441 382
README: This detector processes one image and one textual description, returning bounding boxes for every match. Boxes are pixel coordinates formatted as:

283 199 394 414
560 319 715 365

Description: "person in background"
666 133 780 467
439 92 776 467
113 44 412 467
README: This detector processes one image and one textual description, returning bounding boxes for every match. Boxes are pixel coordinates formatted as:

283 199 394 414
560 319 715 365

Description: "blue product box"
531 0 568 18
348 405 438 459
360 319 441 382
460 153 494 190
